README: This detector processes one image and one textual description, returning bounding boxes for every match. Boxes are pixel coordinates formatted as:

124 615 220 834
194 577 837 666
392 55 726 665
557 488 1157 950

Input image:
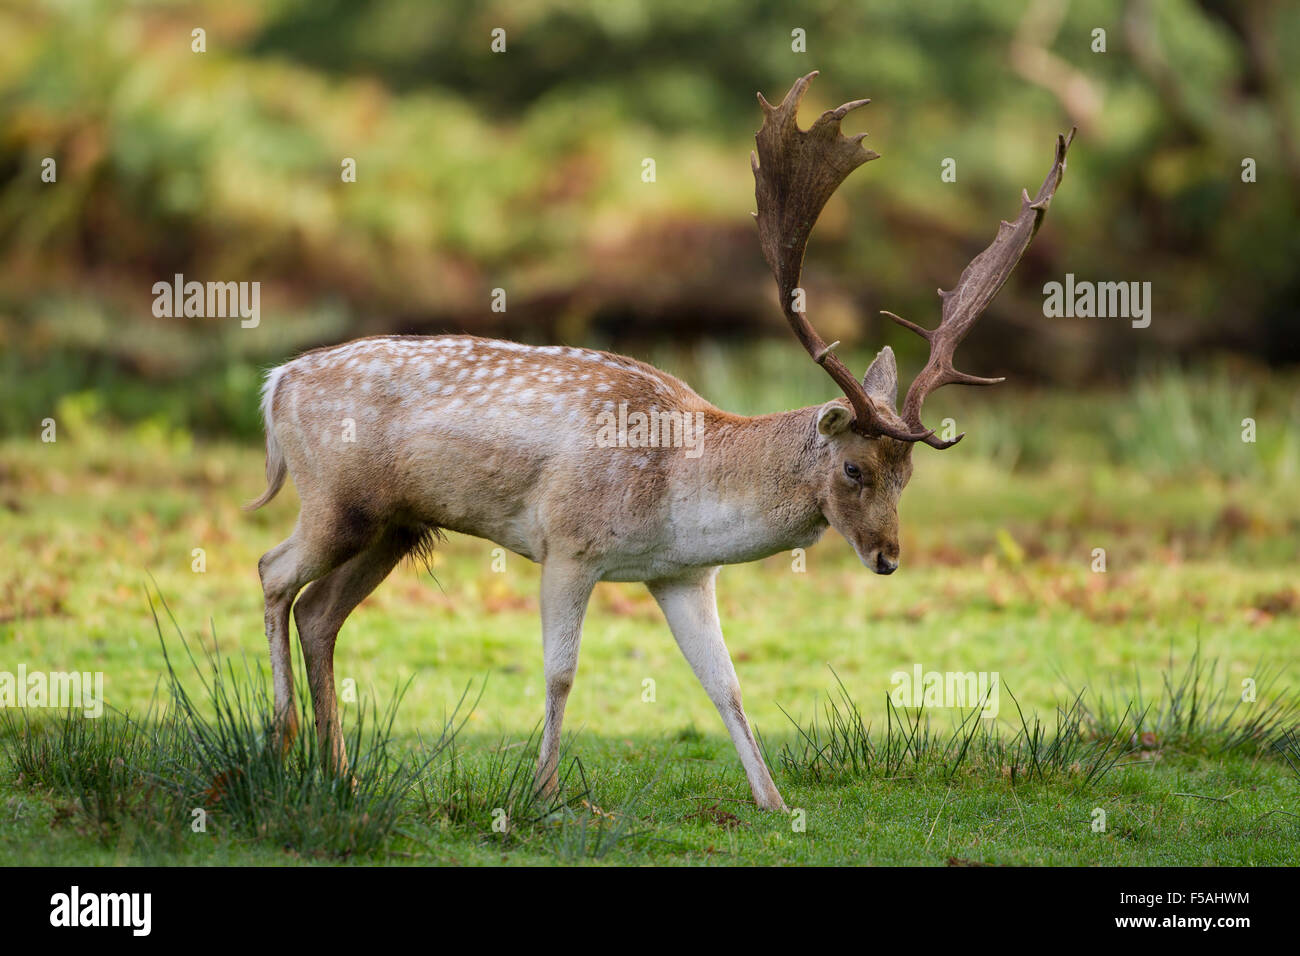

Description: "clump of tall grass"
997 688 1135 785
0 589 474 858
0 586 657 860
777 650 1299 788
775 668 1129 786
148 590 469 858
1079 646 1300 757
1272 728 1300 783
0 702 191 849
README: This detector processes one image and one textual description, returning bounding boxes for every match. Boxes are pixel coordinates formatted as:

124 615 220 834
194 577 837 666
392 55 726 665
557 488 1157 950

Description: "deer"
249 72 1071 811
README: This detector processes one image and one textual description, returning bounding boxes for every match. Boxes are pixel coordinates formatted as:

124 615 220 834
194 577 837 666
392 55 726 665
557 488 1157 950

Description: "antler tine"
895 127 1075 449
753 72 932 443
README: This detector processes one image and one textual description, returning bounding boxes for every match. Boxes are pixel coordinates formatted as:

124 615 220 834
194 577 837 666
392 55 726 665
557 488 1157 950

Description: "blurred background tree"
0 0 1296 440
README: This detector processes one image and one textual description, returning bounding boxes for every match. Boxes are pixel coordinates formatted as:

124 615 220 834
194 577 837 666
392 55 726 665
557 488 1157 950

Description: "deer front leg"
535 560 596 798
647 568 786 811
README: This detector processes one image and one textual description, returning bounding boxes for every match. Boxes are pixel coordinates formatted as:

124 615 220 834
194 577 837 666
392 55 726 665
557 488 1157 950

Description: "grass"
774 673 1134 788
0 601 662 864
1 361 1298 865
152 598 453 859
3 660 1297 865
1 703 188 852
4 619 1298 865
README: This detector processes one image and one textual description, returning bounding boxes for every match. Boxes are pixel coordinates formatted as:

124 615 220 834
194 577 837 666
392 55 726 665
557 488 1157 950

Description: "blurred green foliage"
0 0 1297 439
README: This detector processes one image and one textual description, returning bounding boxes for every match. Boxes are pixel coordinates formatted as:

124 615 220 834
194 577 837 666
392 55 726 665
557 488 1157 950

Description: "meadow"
1 353 1298 865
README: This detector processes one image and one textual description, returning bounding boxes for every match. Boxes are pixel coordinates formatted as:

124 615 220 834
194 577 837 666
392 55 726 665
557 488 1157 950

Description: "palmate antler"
752 71 1073 448
752 72 930 442
887 127 1074 447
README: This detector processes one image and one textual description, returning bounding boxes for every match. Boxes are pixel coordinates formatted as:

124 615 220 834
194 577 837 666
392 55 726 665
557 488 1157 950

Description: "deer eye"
844 462 861 481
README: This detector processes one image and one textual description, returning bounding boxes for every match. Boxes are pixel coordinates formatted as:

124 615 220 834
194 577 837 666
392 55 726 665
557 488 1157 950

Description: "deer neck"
679 406 827 562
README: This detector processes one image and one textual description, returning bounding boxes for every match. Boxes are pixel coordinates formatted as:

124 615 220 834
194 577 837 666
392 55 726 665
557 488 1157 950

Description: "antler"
752 71 932 442
886 128 1075 448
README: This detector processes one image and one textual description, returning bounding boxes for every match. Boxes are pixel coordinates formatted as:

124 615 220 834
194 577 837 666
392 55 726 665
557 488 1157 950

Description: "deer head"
752 71 1072 572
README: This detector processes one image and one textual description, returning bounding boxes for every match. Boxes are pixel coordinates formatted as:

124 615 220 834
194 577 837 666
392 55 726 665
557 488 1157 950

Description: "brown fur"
251 334 912 797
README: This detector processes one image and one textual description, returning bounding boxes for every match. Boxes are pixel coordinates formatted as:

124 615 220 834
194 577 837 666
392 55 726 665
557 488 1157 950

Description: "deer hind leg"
258 534 313 754
647 568 786 811
258 502 383 758
291 524 421 775
535 560 597 799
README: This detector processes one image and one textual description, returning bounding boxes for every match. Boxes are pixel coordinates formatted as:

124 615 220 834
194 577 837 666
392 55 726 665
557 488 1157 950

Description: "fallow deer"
250 72 1072 810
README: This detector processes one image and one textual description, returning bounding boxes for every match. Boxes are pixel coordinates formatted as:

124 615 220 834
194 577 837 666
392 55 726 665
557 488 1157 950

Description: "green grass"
1 366 1299 865
3 702 1297 866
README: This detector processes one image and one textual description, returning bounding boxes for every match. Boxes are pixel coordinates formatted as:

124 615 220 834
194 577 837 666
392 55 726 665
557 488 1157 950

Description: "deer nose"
874 551 898 575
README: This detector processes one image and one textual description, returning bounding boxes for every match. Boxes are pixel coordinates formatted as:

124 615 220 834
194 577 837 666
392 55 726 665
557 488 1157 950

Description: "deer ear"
816 401 853 436
862 346 898 411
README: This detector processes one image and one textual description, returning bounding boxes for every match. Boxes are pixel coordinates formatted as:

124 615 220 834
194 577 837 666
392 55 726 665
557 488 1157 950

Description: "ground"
1 381 1297 865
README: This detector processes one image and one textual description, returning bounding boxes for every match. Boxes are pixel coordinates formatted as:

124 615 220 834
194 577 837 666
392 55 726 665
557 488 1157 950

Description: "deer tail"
245 366 288 511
